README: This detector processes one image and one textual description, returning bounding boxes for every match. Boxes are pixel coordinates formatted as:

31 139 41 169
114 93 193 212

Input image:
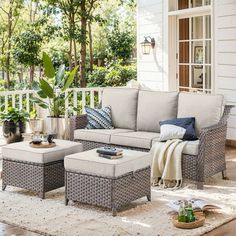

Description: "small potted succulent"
0 107 30 143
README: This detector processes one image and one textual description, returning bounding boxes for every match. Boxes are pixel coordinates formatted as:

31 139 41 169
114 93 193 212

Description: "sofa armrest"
69 114 88 141
196 105 234 184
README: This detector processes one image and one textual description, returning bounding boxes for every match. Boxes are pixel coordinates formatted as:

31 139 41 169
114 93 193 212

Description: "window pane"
192 16 203 39
205 41 211 64
192 66 203 88
205 15 211 39
179 42 189 63
179 65 189 87
179 18 189 40
205 66 211 89
205 0 211 5
178 0 189 10
192 42 203 64
191 0 203 8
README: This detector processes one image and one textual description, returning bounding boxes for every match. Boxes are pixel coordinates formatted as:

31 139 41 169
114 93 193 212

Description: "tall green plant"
32 52 78 117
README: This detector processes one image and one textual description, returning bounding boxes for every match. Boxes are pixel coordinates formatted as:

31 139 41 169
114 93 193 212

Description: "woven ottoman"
64 149 151 216
2 139 82 199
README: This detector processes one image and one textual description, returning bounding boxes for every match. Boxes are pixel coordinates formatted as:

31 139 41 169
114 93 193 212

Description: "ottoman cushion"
2 139 83 164
65 149 151 177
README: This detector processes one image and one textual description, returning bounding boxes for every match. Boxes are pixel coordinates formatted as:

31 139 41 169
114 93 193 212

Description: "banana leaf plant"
32 52 79 117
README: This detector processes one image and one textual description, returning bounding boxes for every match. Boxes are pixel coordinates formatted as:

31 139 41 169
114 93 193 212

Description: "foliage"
88 60 136 87
12 29 43 67
32 52 78 117
0 107 30 123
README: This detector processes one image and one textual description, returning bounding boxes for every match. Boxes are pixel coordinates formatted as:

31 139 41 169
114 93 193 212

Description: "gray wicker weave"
2 159 64 199
65 167 151 216
70 105 234 189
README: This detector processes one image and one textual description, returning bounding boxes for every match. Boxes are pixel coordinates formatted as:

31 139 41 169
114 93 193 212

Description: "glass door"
177 0 212 93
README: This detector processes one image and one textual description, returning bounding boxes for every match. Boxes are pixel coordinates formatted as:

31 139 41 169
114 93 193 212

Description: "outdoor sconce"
140 36 155 55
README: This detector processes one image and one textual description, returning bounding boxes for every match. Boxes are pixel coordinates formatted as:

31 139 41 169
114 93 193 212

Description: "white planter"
29 119 44 134
45 117 70 140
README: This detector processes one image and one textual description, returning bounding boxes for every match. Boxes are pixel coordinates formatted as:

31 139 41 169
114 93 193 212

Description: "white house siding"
215 0 236 140
137 0 167 90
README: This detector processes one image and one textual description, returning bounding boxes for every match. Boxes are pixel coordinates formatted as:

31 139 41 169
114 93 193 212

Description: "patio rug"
0 176 236 236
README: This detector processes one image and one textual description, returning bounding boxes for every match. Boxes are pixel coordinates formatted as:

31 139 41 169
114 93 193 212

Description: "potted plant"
0 107 30 143
32 52 78 139
29 108 44 134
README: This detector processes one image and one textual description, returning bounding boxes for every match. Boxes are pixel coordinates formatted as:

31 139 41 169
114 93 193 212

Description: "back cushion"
137 90 178 132
102 88 139 130
177 92 224 136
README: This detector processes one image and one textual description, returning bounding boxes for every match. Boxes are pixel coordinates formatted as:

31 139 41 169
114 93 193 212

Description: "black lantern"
140 36 155 55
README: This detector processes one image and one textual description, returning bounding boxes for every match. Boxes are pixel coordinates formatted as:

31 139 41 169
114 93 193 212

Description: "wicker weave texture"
65 167 151 215
2 159 64 198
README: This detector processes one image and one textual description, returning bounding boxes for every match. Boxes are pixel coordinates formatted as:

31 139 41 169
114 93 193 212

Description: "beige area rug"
0 175 236 236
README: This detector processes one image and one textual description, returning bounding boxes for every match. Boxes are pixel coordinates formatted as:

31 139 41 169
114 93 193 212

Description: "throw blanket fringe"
151 139 187 189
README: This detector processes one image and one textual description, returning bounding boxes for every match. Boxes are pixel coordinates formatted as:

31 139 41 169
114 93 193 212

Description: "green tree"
12 29 43 84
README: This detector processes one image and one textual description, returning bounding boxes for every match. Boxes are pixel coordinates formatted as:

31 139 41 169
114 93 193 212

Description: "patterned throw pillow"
85 106 113 129
159 117 197 141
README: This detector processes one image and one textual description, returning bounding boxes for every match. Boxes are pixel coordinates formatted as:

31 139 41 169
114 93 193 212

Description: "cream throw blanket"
151 139 187 189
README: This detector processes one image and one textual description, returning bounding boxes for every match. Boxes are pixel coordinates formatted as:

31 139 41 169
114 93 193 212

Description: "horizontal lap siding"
137 0 164 91
215 0 236 140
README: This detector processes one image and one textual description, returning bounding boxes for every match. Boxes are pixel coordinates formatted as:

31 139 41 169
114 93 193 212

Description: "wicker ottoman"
2 139 83 199
64 149 151 216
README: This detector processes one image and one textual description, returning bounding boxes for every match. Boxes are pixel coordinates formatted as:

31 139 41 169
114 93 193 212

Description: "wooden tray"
30 142 56 148
172 211 205 229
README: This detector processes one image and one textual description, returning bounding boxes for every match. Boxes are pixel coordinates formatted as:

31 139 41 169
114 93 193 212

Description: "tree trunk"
80 0 87 88
5 0 14 89
88 21 93 72
29 65 34 84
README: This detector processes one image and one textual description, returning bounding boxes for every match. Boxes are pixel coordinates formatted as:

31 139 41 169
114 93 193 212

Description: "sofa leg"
197 182 204 190
65 198 69 206
2 184 6 191
147 194 151 202
222 170 229 180
112 208 117 217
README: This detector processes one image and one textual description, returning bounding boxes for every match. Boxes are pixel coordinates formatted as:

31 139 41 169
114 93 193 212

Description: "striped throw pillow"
85 106 113 129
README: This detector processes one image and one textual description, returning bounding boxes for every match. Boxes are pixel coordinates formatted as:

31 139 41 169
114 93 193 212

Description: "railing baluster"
26 93 30 112
19 93 23 110
12 94 16 108
90 90 94 108
82 91 86 114
65 91 69 118
73 90 77 115
4 95 8 111
98 89 102 104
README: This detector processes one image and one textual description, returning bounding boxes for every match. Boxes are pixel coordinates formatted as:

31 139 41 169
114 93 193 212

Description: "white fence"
0 87 104 117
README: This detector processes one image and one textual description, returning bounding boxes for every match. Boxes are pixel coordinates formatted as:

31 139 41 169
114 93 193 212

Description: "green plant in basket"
32 52 79 117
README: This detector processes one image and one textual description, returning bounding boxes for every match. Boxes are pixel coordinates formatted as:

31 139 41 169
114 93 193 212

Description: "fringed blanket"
151 139 187 189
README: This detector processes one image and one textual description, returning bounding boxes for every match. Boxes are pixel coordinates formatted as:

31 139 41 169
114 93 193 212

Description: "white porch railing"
0 87 104 117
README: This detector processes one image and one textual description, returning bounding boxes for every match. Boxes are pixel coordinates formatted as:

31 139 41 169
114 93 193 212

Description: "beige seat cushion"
2 139 83 164
74 128 133 143
64 149 151 177
137 90 178 132
111 131 160 149
177 92 224 136
102 88 139 130
152 139 199 155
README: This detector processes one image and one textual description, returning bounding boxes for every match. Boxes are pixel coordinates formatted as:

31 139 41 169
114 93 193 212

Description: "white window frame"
167 0 214 93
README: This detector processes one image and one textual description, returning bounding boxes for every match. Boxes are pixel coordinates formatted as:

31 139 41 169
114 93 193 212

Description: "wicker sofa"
70 88 233 189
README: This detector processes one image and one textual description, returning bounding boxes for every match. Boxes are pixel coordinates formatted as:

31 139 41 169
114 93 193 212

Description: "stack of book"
96 147 123 159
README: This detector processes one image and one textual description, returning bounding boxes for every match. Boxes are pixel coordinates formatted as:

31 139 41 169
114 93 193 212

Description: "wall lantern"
140 36 155 55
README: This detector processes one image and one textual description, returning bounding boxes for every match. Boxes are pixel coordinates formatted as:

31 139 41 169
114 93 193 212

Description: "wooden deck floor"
0 146 236 236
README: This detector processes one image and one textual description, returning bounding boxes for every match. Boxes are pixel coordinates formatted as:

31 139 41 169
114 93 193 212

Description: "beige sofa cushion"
102 88 139 130
74 128 133 143
65 149 150 177
137 90 178 132
152 139 199 155
111 131 160 149
177 92 224 135
2 139 82 164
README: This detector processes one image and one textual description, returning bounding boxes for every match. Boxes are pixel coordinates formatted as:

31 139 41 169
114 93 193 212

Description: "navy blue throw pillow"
159 117 197 141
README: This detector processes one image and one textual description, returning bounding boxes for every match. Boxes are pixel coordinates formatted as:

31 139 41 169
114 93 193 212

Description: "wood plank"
217 28 236 41
217 15 236 28
217 77 236 90
217 65 236 78
216 2 236 17
218 53 236 65
218 40 236 52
